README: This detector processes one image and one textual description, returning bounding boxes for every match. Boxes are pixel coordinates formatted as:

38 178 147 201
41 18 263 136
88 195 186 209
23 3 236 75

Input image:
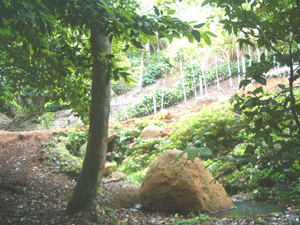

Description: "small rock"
142 125 162 140
104 162 117 176
155 109 171 120
162 126 173 136
107 172 126 183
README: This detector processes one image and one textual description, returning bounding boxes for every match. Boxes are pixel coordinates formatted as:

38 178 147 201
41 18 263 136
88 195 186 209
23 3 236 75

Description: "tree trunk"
66 22 111 216
296 0 300 24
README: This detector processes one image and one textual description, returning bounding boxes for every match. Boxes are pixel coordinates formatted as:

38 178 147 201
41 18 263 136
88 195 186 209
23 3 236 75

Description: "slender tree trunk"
66 22 111 216
296 0 300 24
288 46 300 135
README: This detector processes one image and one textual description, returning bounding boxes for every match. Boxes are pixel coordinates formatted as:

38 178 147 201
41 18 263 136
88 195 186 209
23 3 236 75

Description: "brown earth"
0 75 297 224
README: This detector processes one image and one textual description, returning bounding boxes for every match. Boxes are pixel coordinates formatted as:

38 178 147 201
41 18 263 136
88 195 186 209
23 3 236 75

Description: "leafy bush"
63 128 88 158
142 53 171 86
228 87 300 200
38 112 55 130
116 153 158 185
170 103 244 154
111 79 133 96
42 137 83 176
106 127 141 163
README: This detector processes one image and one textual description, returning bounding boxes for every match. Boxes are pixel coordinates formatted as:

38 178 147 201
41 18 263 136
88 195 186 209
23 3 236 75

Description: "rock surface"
104 162 117 177
155 109 171 120
108 172 126 183
139 150 233 213
162 126 173 136
142 125 162 140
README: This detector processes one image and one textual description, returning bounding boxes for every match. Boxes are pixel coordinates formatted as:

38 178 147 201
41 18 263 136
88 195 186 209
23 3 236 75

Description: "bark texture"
297 0 300 24
66 22 111 215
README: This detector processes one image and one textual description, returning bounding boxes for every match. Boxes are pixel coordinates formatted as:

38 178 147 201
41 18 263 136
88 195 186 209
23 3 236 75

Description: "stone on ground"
155 109 171 120
142 125 162 140
104 162 117 177
107 172 126 183
139 150 233 213
162 126 173 136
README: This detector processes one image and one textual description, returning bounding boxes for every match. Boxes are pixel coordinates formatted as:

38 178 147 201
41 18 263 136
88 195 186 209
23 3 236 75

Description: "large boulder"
142 125 162 140
139 150 233 213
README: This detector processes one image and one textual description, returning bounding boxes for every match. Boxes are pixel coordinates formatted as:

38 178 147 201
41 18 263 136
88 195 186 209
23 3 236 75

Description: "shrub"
170 103 244 154
63 128 88 158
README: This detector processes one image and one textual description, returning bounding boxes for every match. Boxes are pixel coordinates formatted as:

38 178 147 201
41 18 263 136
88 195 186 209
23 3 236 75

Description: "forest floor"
0 72 300 224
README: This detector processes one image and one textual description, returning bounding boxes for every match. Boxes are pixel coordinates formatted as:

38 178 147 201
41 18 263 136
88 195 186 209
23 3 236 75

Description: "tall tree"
1 0 205 215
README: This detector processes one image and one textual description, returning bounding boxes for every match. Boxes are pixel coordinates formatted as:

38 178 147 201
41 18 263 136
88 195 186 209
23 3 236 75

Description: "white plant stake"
161 79 165 110
228 59 232 88
215 56 220 91
242 56 246 77
180 53 187 102
236 44 241 86
199 75 203 100
192 65 198 102
248 45 252 66
153 91 156 114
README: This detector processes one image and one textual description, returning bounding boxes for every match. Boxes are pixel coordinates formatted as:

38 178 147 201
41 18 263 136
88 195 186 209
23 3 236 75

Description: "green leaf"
292 74 300 82
205 30 217 37
173 145 213 164
131 39 143 49
154 6 159 16
238 38 254 49
167 9 176 15
201 32 211 45
254 76 266 85
252 86 263 95
194 23 205 29
105 54 115 60
244 145 256 155
255 118 263 130
192 30 201 42
146 35 157 44
278 84 285 89
239 79 251 88
123 44 130 52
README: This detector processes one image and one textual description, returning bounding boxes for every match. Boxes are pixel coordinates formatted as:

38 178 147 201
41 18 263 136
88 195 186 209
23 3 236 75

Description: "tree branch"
229 3 280 53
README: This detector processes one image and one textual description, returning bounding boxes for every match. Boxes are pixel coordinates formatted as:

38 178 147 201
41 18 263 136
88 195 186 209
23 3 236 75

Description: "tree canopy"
0 0 203 120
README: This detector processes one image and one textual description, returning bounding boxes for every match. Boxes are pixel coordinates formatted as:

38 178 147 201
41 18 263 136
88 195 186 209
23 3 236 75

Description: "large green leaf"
173 144 213 164
201 32 211 45
192 29 201 42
